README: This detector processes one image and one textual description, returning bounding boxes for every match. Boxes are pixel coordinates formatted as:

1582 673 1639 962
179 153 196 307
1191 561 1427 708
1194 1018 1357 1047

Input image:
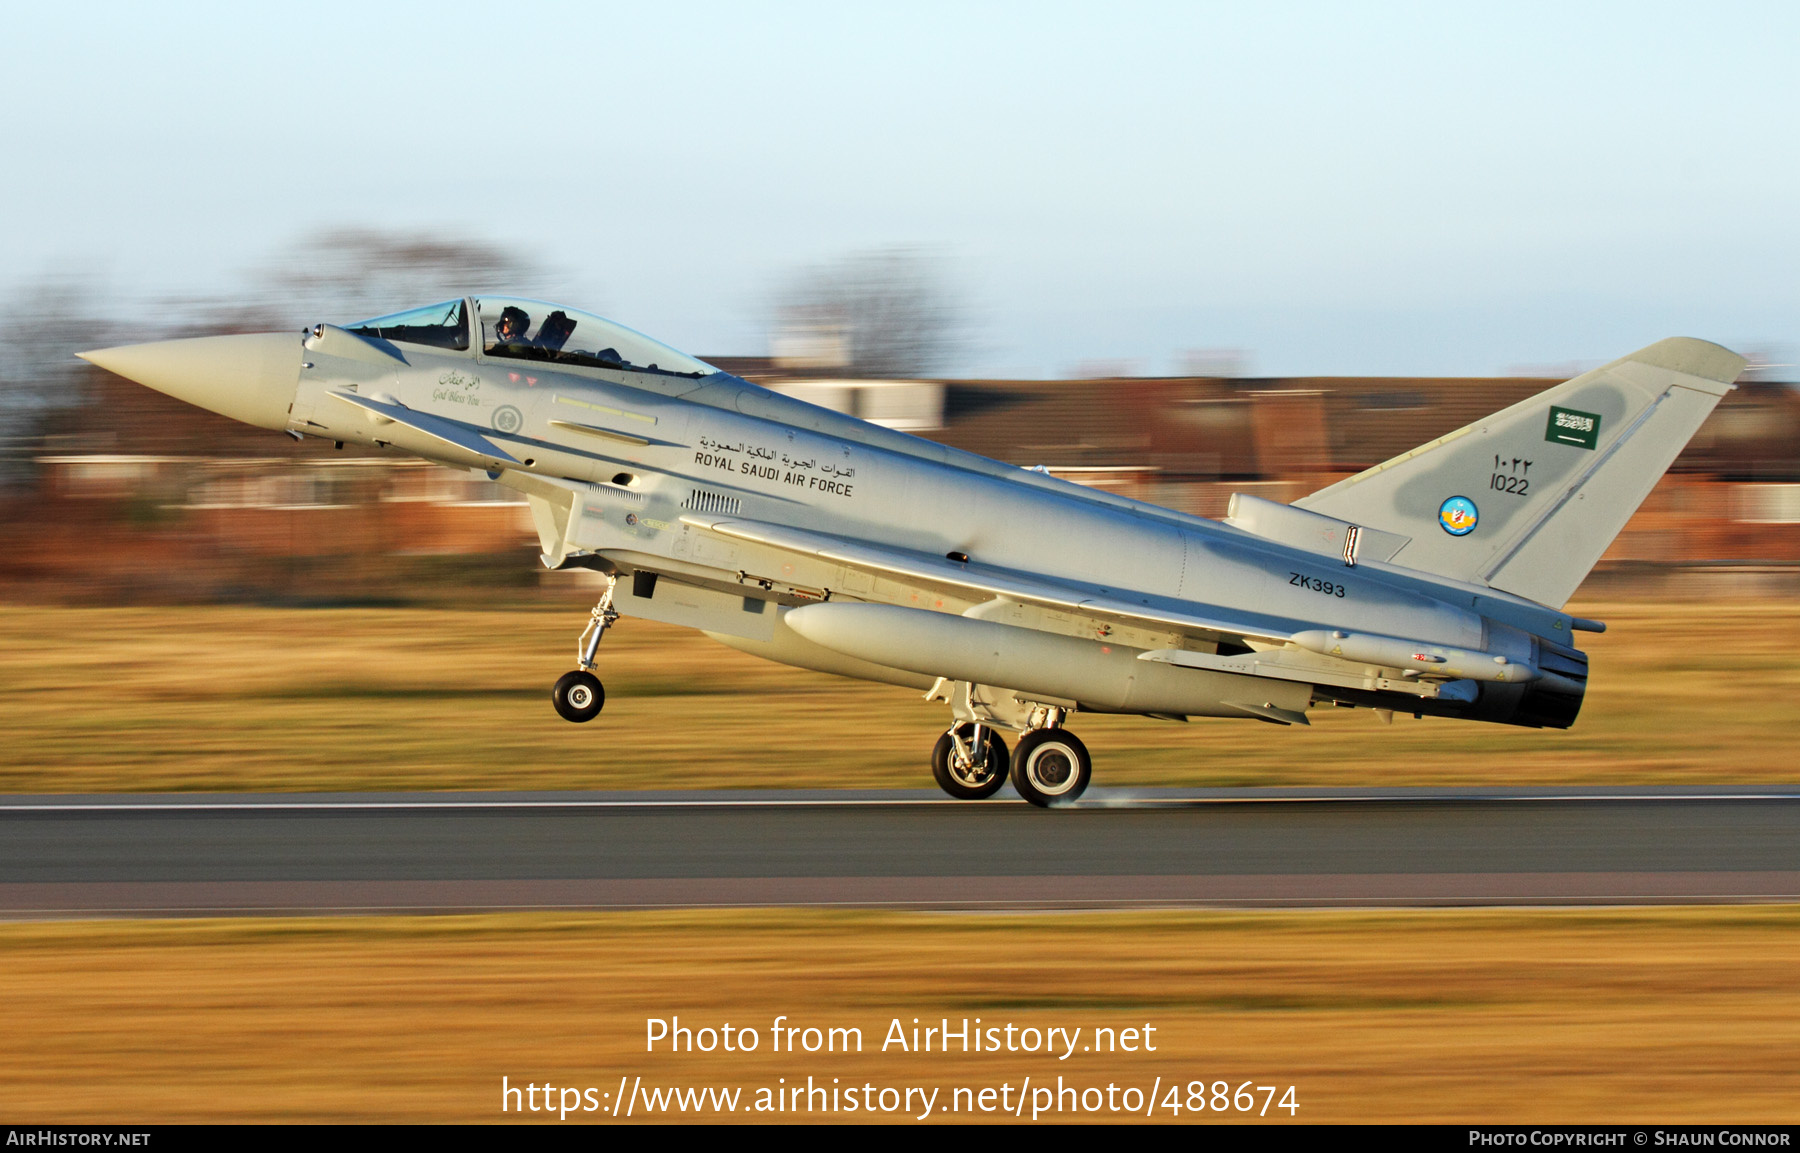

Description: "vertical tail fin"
1293 338 1745 607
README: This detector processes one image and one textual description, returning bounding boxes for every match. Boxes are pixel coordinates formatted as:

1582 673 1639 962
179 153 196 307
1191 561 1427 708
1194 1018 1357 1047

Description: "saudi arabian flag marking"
1546 405 1602 450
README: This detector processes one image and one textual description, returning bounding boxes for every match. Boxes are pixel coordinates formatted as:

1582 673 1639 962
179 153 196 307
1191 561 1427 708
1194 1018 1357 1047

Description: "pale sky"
5 1 1797 377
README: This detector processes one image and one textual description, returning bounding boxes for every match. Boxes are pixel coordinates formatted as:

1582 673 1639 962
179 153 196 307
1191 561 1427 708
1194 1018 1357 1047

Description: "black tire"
931 723 1011 800
1009 728 1092 808
552 669 605 723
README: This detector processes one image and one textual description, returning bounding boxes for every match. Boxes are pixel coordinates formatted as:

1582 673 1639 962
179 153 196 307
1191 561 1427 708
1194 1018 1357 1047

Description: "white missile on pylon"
1290 629 1538 683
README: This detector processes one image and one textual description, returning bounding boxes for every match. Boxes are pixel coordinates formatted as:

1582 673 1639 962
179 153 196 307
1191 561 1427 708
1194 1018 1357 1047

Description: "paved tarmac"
2 786 1797 916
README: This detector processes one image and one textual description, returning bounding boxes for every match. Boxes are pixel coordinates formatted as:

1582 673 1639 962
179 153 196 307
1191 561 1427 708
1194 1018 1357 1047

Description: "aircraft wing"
679 514 1299 645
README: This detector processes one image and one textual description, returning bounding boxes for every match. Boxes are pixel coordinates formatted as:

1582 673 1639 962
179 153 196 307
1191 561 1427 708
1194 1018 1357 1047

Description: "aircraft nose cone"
78 332 302 431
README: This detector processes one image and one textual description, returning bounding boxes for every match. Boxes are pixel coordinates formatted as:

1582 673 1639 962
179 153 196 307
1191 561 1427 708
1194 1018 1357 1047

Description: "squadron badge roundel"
1438 495 1479 536
492 405 523 435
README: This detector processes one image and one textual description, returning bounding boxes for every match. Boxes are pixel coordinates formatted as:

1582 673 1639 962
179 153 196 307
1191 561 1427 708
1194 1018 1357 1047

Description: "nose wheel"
552 669 605 722
553 575 619 723
931 722 1010 800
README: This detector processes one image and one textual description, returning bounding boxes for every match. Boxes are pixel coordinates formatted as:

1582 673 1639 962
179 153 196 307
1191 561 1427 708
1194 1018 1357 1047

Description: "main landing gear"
932 722 1009 800
552 576 618 723
929 705 1093 808
1009 727 1092 808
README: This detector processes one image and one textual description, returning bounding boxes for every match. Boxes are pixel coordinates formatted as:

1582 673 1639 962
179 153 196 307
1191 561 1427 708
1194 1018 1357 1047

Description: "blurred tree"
248 228 548 330
0 276 109 484
773 249 965 378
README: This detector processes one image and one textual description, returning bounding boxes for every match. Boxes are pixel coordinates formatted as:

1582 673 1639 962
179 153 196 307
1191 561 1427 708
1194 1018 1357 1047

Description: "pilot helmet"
496 306 531 340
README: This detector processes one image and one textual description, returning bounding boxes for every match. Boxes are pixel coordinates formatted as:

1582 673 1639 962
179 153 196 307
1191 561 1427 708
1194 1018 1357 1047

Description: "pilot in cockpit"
492 306 532 350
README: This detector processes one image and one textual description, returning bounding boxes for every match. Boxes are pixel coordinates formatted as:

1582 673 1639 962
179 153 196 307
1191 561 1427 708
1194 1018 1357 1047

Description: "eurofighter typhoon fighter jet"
80 299 1745 805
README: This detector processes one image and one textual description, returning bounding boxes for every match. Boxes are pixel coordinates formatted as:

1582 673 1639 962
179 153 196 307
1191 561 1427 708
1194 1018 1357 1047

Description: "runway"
3 786 1798 916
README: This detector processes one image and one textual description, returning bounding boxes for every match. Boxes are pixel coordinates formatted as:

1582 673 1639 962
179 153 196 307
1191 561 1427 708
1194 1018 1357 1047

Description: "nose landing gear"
552 669 605 722
553 576 619 723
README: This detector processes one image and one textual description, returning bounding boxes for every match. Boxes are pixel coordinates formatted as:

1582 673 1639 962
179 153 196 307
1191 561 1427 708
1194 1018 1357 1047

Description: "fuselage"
82 297 1590 730
298 320 1473 632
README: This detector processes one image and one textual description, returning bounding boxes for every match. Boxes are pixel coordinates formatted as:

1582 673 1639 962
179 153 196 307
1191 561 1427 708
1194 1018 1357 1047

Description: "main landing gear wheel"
1010 728 1092 808
932 723 1010 800
552 669 605 723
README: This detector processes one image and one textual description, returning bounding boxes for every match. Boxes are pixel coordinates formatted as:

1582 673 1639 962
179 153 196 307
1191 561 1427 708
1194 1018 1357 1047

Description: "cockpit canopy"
344 300 470 351
343 297 716 379
475 297 714 377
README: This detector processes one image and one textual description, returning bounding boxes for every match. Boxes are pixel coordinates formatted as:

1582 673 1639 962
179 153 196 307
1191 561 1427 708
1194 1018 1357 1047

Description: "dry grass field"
0 596 1796 793
4 599 1798 1124
1 908 1796 1123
